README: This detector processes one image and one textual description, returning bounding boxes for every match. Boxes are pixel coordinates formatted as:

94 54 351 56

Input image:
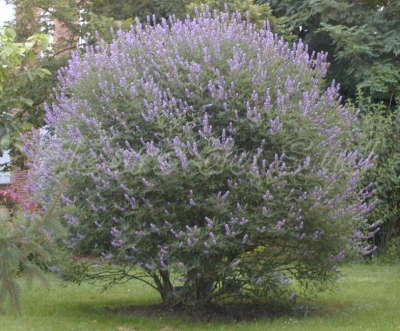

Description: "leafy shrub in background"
0 27 51 167
266 0 400 108
26 9 377 306
356 94 400 258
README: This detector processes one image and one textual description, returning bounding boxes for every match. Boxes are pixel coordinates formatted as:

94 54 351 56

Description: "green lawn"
2 264 400 331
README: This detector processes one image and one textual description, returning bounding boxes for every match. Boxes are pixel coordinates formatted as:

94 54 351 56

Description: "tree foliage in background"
356 94 400 252
184 0 292 37
87 0 186 21
27 9 376 306
265 0 400 107
0 27 50 168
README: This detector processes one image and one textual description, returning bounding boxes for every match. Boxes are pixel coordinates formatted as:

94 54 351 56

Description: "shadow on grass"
100 299 359 323
40 276 363 324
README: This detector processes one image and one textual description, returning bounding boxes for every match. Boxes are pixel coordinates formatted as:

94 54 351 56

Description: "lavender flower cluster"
25 8 376 303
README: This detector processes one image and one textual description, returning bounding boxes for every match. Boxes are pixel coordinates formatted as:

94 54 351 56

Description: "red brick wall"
10 168 29 198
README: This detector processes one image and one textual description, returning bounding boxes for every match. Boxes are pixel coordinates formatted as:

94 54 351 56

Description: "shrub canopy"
26 9 376 305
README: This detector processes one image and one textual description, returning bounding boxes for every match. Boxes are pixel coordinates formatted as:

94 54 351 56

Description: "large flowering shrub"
26 9 376 305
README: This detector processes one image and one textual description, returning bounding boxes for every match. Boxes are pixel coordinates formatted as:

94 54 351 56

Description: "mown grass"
2 263 400 331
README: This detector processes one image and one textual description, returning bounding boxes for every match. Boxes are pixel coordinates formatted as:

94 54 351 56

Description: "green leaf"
19 97 34 106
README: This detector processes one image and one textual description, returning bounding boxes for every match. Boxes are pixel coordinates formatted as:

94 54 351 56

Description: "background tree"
0 27 50 168
27 9 376 306
87 0 186 21
264 0 400 108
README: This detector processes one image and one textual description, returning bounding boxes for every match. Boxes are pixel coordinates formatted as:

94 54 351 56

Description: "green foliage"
4 0 83 164
266 0 400 107
371 237 400 264
356 93 400 254
0 184 66 314
88 0 186 21
0 27 50 162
